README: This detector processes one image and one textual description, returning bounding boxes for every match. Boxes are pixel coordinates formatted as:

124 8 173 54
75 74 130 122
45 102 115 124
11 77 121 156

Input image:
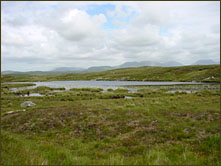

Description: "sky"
1 1 220 71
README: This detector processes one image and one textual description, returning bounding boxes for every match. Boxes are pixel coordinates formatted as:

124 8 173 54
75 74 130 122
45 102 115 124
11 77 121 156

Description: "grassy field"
1 64 220 82
1 83 220 165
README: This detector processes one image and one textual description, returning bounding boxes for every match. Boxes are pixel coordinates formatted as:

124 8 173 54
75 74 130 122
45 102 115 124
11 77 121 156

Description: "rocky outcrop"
20 101 36 107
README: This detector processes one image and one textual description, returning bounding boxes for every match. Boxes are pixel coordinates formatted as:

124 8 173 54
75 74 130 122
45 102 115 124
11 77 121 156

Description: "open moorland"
2 65 220 82
1 65 220 165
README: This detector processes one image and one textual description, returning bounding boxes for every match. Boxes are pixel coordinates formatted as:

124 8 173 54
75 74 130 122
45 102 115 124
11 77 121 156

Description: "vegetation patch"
70 87 103 92
1 83 220 164
2 65 220 82
1 83 36 88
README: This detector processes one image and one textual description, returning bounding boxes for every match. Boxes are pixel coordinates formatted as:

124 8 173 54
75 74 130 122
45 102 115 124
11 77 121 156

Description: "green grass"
2 64 220 82
70 87 103 92
1 83 36 88
1 84 220 165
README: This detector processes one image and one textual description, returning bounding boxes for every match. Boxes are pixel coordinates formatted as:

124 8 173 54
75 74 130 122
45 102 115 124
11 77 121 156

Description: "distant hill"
2 64 219 83
53 66 114 73
2 70 21 74
83 66 114 73
54 67 85 72
1 71 83 77
3 59 219 76
117 61 162 68
117 60 184 68
192 59 219 65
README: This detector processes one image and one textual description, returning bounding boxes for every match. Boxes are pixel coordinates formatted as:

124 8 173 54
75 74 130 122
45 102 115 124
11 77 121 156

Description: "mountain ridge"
2 59 219 75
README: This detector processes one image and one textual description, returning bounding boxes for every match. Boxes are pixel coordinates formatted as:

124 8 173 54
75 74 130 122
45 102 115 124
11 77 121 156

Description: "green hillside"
1 65 220 82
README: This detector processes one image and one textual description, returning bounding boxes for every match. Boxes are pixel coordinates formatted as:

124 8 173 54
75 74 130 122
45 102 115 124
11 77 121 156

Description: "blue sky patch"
86 4 115 16
159 25 175 36
86 4 136 31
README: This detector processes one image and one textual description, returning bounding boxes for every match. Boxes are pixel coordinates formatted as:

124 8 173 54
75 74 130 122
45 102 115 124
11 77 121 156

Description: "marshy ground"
1 83 220 165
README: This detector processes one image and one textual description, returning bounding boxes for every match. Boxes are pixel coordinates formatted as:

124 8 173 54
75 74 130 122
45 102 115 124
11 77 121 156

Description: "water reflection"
20 93 45 97
166 90 198 93
9 80 206 94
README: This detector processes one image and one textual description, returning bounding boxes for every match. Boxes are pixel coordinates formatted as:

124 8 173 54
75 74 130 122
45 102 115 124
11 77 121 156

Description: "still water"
10 80 203 93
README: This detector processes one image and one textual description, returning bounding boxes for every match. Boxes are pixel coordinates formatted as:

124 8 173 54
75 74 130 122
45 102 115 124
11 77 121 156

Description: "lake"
9 80 204 93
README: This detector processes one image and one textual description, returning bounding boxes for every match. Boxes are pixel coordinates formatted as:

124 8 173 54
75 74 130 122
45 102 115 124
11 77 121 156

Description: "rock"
20 101 36 107
3 109 26 116
7 111 15 114
124 96 133 99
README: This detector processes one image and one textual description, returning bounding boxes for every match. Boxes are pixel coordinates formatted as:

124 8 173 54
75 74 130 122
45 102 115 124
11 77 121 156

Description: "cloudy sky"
2 1 220 71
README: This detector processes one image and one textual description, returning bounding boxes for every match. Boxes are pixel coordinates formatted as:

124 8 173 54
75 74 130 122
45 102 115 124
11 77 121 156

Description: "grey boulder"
20 101 36 107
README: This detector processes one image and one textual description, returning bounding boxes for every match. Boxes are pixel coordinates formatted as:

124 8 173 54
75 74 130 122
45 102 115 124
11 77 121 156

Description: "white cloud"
1 1 220 71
